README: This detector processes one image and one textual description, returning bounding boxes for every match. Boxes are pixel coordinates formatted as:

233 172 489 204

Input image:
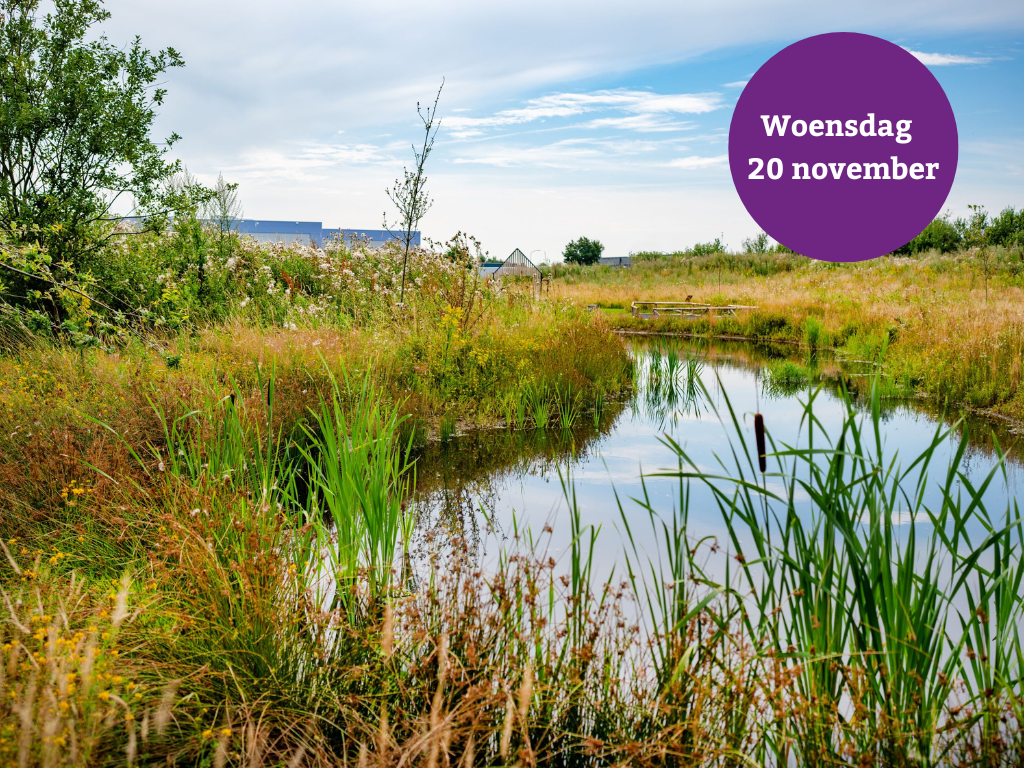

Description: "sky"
102 0 1024 261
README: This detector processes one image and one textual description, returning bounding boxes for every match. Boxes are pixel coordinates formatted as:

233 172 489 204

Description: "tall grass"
558 250 1024 421
298 367 415 611
657 376 1024 765
555 381 583 431
4 356 1024 764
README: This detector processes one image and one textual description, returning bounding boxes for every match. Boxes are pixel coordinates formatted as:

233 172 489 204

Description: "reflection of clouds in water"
853 509 926 526
414 341 1021 586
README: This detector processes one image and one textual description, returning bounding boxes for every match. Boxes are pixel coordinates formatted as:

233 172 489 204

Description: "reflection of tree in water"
408 398 629 551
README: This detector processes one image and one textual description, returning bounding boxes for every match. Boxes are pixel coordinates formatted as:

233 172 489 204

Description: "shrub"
804 316 823 350
563 237 604 266
896 215 962 254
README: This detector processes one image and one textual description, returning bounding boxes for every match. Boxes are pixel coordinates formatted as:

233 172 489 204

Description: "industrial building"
233 220 420 249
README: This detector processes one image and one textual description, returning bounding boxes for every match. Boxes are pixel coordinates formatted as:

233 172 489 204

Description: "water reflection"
410 338 1023 575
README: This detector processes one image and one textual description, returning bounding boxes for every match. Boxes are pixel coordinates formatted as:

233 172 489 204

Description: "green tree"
965 204 991 303
895 215 962 254
563 236 604 265
985 205 1023 250
742 232 770 254
0 0 183 269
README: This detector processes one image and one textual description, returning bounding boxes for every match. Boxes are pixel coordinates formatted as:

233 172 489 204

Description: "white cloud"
584 114 697 132
668 155 728 170
453 137 671 168
223 141 396 182
95 0 1022 261
903 48 992 65
445 89 723 137
724 80 749 88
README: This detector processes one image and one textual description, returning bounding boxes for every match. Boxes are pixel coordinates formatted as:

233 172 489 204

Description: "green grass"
2 354 1023 765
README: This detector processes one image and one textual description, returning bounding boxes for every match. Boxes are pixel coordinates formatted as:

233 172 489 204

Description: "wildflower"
202 729 214 739
220 728 232 737
98 691 110 702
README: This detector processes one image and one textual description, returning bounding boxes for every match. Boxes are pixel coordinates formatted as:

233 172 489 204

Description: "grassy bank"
2 231 1023 766
553 248 1024 421
2 365 1021 765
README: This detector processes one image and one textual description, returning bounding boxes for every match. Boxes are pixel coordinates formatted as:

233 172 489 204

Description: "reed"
526 381 552 428
298 366 415 611
3 355 1023 765
593 386 605 428
657 374 1024 764
555 381 583 431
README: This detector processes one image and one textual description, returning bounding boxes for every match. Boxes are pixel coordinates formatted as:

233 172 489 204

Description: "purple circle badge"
729 33 958 262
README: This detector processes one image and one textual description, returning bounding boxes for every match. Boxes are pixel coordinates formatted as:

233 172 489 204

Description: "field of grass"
553 248 1024 422
2 357 1021 766
2 232 1024 766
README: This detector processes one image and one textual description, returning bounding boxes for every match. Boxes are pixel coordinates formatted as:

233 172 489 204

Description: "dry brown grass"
554 254 1024 419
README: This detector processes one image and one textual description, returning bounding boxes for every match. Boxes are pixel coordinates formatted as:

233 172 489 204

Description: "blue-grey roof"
121 217 419 249
235 220 420 248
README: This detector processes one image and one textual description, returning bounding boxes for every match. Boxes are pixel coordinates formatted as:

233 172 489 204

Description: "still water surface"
411 339 1023 578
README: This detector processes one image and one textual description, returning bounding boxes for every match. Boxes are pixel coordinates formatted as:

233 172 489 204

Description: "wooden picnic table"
630 301 758 318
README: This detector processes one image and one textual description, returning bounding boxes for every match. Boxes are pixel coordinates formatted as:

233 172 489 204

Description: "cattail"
17 677 37 768
382 602 394 657
754 413 767 473
247 724 267 768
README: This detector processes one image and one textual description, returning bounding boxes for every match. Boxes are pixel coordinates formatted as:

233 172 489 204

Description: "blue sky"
104 0 1024 261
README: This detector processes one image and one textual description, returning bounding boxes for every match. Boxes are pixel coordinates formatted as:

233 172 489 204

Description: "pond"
409 337 1024 581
